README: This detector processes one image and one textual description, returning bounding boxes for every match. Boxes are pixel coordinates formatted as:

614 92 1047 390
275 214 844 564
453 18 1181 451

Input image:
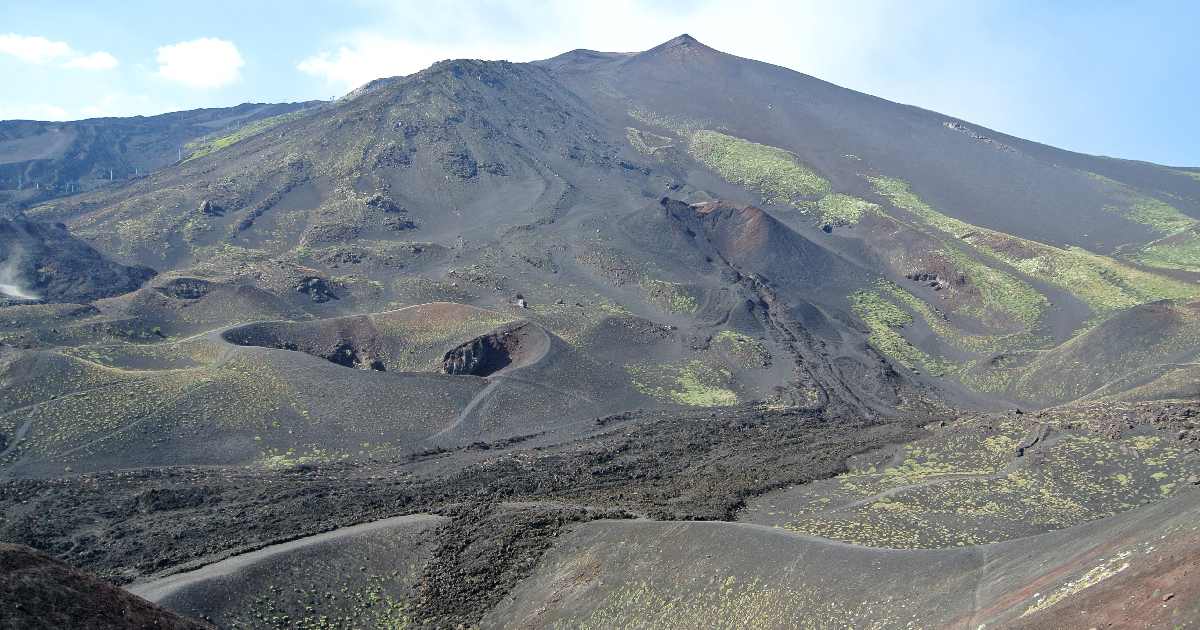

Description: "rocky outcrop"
905 271 959 291
442 328 522 376
154 277 212 300
294 276 337 303
198 199 224 217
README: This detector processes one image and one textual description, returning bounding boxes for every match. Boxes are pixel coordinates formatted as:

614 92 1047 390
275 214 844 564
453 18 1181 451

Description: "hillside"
0 101 320 214
0 543 211 630
0 34 1197 628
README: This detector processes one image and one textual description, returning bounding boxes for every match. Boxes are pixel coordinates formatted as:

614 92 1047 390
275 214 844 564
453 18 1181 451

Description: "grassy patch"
850 288 948 375
711 330 771 369
1133 227 1200 273
774 415 1197 548
688 130 830 204
184 108 314 162
639 278 699 314
627 359 738 407
816 193 880 226
625 127 674 156
876 279 1043 355
939 246 1047 329
1122 198 1196 236
870 175 1200 314
628 108 705 136
1085 171 1196 236
260 445 349 469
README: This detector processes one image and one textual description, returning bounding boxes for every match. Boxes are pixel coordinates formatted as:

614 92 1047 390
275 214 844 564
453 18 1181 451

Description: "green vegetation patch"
771 416 1197 548
1133 228 1200 273
234 561 420 628
1086 171 1197 236
711 330 771 369
850 287 948 375
875 279 1046 357
815 193 880 227
688 130 830 204
870 175 1200 314
628 108 706 136
639 278 700 314
627 359 738 407
561 573 905 630
1121 198 1196 236
184 108 314 162
260 445 349 469
940 246 1047 329
625 127 674 157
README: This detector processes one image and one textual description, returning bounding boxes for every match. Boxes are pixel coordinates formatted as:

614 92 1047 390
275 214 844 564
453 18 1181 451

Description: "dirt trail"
128 513 446 603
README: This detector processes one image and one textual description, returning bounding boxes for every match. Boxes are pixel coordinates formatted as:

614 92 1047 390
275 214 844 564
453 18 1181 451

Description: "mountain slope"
0 37 1192 458
0 101 319 214
0 543 212 629
0 215 155 304
0 34 1198 629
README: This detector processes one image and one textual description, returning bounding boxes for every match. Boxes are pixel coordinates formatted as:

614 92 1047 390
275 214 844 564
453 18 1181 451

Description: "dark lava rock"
443 328 522 376
442 150 478 179
294 276 338 303
327 340 385 371
384 215 417 231
364 193 405 214
133 486 214 513
198 199 224 217
0 543 212 629
409 505 621 629
154 277 212 300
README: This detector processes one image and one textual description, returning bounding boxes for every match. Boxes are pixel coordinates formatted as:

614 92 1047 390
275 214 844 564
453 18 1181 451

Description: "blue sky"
2 0 1197 166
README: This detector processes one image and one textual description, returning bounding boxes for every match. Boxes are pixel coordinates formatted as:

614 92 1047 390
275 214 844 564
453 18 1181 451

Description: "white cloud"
0 33 118 70
0 34 73 64
0 103 70 121
63 51 119 70
156 38 244 88
297 35 462 90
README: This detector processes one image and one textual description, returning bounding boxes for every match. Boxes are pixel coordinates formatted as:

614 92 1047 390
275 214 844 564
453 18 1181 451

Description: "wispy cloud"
296 35 444 89
0 33 118 70
0 103 70 121
63 51 119 70
156 38 244 88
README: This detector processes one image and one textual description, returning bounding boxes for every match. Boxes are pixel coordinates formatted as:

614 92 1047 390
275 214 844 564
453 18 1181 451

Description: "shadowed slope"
0 543 212 630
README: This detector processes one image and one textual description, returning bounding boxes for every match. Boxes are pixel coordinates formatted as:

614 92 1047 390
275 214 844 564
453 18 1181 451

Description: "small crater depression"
220 311 545 376
222 319 387 372
442 323 545 377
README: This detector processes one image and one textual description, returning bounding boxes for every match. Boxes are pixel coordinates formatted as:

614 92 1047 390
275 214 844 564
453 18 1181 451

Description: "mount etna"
0 34 1197 628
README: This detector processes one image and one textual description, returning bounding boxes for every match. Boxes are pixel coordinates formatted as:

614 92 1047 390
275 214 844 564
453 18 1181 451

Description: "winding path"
128 513 446 603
